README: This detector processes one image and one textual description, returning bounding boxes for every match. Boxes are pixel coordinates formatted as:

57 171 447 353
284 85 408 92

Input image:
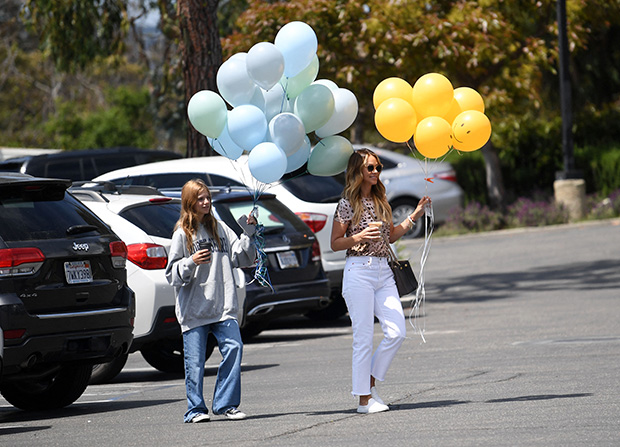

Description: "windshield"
278 172 344 203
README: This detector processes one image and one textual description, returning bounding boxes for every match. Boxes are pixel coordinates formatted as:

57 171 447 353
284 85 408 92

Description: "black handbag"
389 258 418 297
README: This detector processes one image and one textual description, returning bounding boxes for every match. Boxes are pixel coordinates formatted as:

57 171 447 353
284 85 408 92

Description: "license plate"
276 250 299 269
64 261 93 284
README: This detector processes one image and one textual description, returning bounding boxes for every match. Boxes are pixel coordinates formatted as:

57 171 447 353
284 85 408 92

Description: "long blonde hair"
176 179 222 253
342 148 392 226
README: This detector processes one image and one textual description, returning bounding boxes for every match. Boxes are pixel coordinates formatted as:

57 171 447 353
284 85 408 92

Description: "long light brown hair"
342 148 392 226
176 179 222 253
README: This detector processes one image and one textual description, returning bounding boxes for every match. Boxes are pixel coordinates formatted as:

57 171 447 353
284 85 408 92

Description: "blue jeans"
182 319 243 422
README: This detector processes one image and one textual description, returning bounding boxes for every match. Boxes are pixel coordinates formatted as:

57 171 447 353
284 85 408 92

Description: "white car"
93 148 463 318
69 183 246 383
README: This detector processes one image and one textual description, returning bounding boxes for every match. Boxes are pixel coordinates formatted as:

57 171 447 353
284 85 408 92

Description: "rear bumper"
0 286 135 377
244 277 330 323
129 305 181 352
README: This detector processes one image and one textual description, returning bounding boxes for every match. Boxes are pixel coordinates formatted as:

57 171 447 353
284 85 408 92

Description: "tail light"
4 329 27 340
109 241 128 269
127 243 168 270
311 240 321 262
0 247 45 277
433 169 458 183
296 212 328 233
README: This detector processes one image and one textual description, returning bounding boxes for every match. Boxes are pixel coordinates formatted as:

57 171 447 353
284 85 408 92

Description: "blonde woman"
331 148 431 413
166 179 256 423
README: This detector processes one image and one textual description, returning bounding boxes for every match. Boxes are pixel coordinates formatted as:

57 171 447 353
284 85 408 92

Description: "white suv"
70 183 246 383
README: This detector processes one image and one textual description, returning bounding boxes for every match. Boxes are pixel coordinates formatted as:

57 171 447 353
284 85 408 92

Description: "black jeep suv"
0 173 134 410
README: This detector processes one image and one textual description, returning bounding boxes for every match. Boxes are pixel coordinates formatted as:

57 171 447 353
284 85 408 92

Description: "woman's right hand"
357 225 382 244
192 249 212 265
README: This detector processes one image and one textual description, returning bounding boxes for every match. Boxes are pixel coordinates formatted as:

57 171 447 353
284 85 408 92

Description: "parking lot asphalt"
1 218 619 446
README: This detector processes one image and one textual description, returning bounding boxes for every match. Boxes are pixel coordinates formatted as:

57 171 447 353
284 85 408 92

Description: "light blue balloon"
248 142 287 183
280 54 319 99
227 105 268 151
217 53 258 107
285 136 311 173
207 122 244 160
274 21 318 78
307 135 354 176
268 112 305 156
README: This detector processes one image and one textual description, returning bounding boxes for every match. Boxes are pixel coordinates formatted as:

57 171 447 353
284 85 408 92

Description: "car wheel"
89 353 129 384
391 198 429 239
140 338 216 373
304 292 348 321
0 364 92 411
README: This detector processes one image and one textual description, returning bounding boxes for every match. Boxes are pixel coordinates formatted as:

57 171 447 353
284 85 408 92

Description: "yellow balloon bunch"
373 73 492 158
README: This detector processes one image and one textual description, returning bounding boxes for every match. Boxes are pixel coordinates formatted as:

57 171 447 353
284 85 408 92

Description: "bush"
441 202 503 235
504 197 569 228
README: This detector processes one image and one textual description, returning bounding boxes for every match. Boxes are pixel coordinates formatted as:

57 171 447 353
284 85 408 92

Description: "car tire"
140 337 216 373
0 364 92 411
304 292 348 321
89 353 129 384
390 197 430 239
240 321 267 340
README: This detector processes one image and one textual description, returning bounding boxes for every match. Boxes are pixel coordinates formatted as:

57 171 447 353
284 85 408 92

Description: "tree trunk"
480 141 506 210
177 0 222 158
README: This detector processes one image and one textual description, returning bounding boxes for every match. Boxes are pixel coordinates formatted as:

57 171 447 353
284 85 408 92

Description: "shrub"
441 202 503 234
505 197 569 228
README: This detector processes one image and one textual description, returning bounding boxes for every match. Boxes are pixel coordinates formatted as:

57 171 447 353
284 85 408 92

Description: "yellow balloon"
451 110 492 152
373 77 414 110
375 98 417 143
411 73 454 120
414 116 452 159
453 87 485 113
443 98 463 126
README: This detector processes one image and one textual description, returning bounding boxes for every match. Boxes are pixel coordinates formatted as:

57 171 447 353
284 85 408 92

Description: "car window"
278 172 344 203
0 185 109 241
93 154 140 177
378 157 398 169
114 173 244 189
44 159 88 180
214 196 308 236
119 202 181 239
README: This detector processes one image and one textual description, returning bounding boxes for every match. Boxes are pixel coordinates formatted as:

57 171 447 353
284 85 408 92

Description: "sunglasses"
366 164 383 173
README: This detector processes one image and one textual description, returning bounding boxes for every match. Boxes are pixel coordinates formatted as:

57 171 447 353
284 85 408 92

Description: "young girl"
166 179 256 423
331 148 431 414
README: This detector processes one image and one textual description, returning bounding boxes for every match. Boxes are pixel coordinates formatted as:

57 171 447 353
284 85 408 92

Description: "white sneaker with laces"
357 398 389 414
191 413 210 423
224 408 247 420
370 386 385 405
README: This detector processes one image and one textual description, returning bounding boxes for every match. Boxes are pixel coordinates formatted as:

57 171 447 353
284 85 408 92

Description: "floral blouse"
334 197 391 258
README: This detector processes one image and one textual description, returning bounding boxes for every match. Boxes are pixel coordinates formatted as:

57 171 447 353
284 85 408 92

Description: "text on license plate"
276 250 299 269
64 261 93 284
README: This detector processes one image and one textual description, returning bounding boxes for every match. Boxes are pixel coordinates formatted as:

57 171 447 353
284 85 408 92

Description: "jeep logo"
73 242 90 251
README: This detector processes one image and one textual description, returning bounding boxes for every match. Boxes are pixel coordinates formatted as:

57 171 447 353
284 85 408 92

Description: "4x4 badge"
73 242 90 251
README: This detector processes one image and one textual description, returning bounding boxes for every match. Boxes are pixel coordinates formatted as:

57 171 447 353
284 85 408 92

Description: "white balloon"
315 88 359 138
227 105 268 151
312 79 339 91
274 21 318 78
248 142 287 183
268 113 305 156
246 42 285 91
217 53 258 107
251 83 293 122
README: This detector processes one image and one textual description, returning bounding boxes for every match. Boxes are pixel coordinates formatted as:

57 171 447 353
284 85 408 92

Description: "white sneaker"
370 386 385 405
224 408 247 420
191 413 210 423
357 398 389 414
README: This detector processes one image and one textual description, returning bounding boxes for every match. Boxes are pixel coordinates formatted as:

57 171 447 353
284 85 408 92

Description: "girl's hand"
247 215 258 226
192 249 212 265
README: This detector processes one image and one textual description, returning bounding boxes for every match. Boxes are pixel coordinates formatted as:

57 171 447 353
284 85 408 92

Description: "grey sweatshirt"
165 221 256 333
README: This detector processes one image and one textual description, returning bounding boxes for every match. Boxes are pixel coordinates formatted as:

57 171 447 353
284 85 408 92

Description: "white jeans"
342 256 406 396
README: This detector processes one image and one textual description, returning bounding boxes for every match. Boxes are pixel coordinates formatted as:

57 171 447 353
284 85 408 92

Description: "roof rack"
70 181 164 196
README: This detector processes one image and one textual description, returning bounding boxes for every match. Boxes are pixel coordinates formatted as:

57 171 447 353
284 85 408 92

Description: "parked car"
0 146 182 182
69 182 246 383
0 173 135 410
93 150 464 318
163 185 331 337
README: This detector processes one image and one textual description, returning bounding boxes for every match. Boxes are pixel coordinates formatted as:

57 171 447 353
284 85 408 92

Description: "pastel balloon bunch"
187 21 358 184
373 73 492 158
